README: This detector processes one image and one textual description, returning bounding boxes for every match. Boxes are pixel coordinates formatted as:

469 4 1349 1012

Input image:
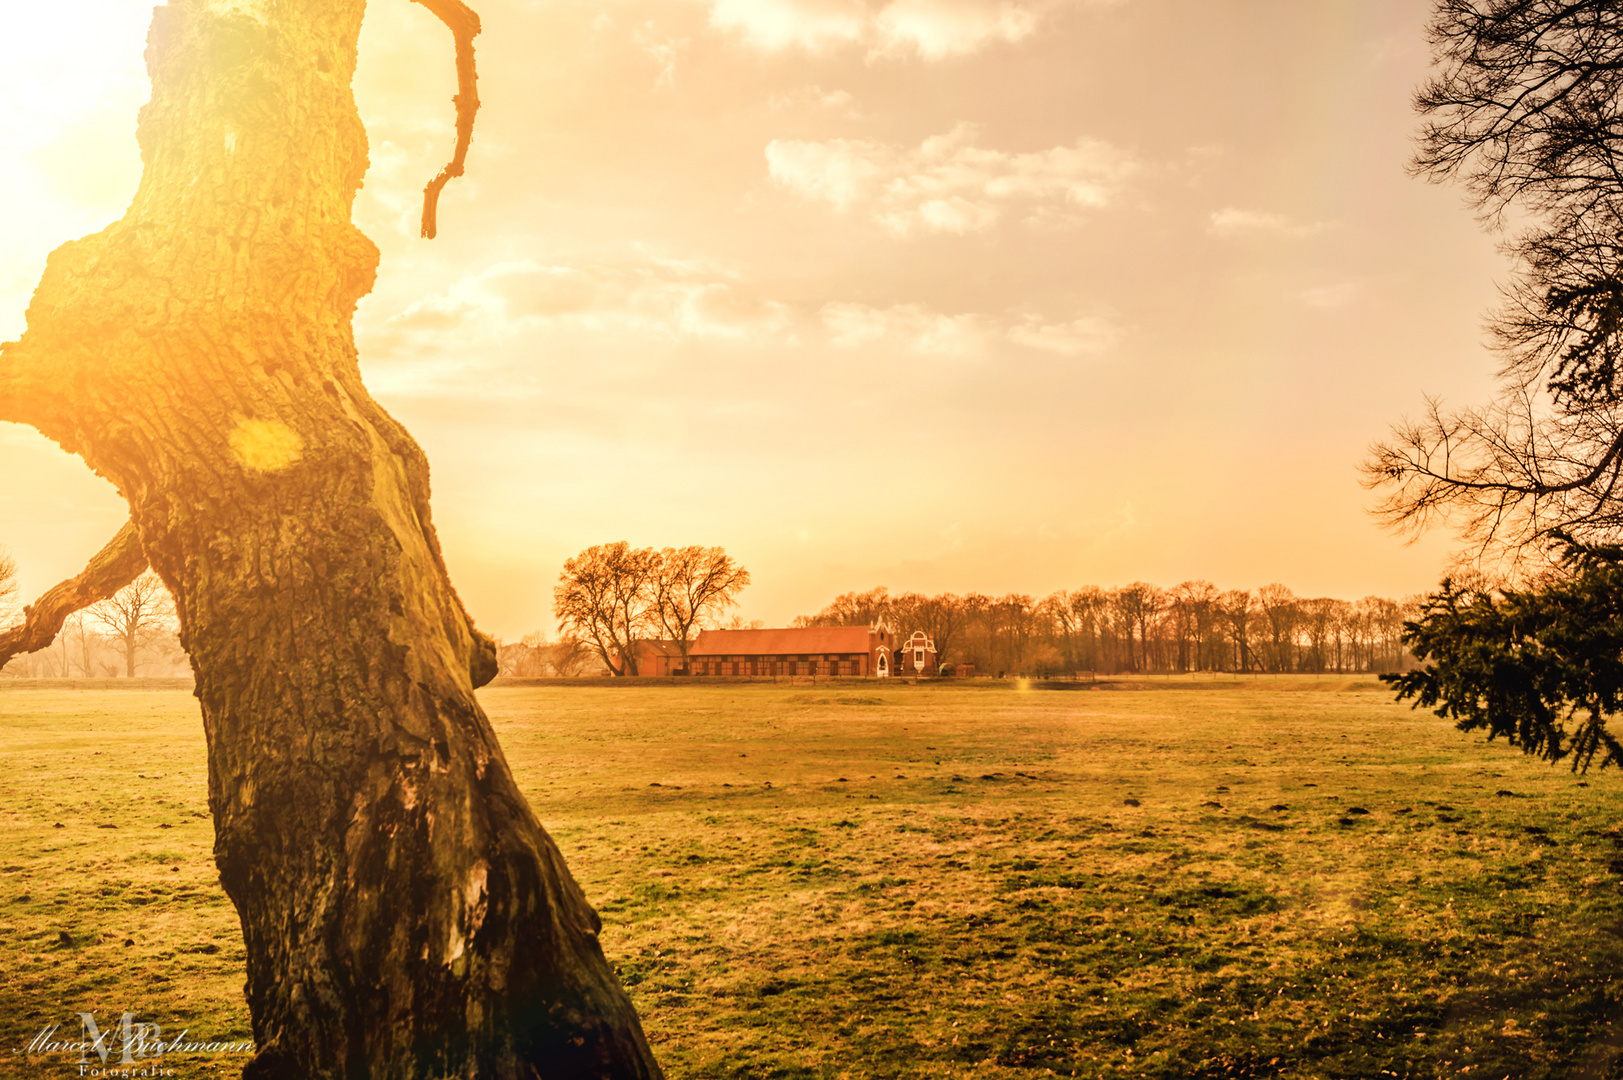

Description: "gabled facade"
898 630 939 677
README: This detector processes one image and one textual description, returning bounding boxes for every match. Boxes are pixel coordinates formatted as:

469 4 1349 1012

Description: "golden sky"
0 0 1509 639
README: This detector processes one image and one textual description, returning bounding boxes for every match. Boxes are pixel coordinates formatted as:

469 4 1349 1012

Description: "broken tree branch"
0 520 148 669
411 0 482 240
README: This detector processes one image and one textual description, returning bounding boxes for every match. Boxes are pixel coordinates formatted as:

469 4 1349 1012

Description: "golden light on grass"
4 678 1619 1077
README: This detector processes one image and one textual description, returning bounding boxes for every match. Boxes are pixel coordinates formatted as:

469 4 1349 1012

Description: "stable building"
687 624 898 678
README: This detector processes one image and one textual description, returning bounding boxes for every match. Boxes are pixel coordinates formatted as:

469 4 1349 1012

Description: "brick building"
686 624 898 677
896 629 939 677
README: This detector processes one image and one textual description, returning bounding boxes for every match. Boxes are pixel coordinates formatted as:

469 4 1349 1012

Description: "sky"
0 0 1512 640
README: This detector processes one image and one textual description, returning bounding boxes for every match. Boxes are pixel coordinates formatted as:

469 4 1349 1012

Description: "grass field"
2 676 1622 1079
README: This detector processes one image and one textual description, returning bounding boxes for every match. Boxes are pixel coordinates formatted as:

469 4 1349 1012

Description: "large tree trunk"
0 1 661 1076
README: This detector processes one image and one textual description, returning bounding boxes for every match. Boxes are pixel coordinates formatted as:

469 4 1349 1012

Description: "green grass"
3 676 1623 1078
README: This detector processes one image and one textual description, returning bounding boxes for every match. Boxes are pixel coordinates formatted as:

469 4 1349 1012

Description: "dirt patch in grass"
2 678 1622 1079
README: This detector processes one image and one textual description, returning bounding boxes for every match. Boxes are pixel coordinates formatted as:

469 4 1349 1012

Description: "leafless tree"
496 633 550 677
1297 597 1338 674
62 612 105 678
1219 590 1256 673
554 542 660 676
795 586 893 629
0 546 17 625
548 635 595 677
1255 584 1298 673
1066 587 1108 672
1172 580 1221 673
651 546 750 673
1368 1 1623 555
89 571 174 678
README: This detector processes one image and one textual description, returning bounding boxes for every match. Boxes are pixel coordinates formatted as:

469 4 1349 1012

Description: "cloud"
767 124 1134 235
767 85 858 114
363 259 1121 382
633 22 688 89
764 139 888 212
1208 207 1332 239
708 0 868 53
874 0 1039 59
369 258 795 357
821 301 996 355
821 302 1120 357
367 254 1118 371
1007 315 1119 355
707 0 1056 59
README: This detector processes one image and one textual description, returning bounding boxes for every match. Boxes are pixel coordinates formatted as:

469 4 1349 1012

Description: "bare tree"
1172 580 1221 673
554 542 661 675
987 594 1036 675
0 1 659 1074
88 571 173 677
795 586 893 628
914 593 965 669
1298 597 1339 674
63 612 106 678
1220 589 1256 673
651 546 750 673
548 635 595 677
1067 587 1107 672
1255 584 1299 673
1368 1 1623 553
496 632 551 677
0 545 17 625
1111 584 1162 674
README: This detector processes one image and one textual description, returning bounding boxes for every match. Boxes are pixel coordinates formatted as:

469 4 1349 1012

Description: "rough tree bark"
0 0 661 1076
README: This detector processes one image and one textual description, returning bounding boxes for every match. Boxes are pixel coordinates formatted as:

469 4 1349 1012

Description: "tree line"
796 583 1418 677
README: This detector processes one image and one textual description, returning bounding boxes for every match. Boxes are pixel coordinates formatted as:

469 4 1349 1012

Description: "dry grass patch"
1 676 1622 1078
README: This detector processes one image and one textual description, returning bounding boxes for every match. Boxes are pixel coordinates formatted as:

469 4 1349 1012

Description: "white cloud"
767 124 1134 235
707 0 1056 59
634 22 687 89
907 195 1001 234
369 258 795 356
767 85 858 114
1007 315 1119 355
821 302 1120 357
708 0 868 53
874 0 1039 59
1208 207 1332 239
822 302 995 355
764 138 889 212
369 258 1119 367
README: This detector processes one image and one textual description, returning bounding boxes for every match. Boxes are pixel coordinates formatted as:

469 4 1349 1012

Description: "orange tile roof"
689 626 876 656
